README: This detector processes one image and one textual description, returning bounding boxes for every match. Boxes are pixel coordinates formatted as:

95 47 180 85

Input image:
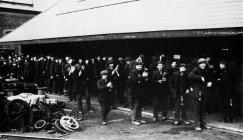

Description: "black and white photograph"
0 0 242 139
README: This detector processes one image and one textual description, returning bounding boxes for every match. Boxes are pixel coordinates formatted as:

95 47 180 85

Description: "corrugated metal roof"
0 0 243 43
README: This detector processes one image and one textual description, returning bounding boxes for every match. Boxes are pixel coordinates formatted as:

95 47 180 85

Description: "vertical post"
241 36 243 116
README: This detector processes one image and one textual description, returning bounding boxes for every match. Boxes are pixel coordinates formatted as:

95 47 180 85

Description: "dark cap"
74 64 81 70
157 61 163 65
179 63 187 68
139 54 145 59
135 61 144 66
219 60 227 65
107 60 114 65
125 56 132 61
152 56 158 62
100 70 108 75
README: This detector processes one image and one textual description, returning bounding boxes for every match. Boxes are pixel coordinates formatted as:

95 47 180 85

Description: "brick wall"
0 10 37 38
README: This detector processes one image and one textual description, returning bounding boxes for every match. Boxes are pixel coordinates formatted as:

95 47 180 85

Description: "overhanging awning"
0 28 243 45
0 0 243 45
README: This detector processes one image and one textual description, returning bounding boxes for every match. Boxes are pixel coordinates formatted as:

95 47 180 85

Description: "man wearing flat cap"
169 63 190 125
189 58 212 131
97 70 114 125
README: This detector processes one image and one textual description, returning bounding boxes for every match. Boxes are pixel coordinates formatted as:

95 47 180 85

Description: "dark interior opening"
22 36 242 63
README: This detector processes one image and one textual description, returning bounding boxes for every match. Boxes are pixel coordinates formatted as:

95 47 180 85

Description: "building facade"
0 0 242 115
0 0 40 53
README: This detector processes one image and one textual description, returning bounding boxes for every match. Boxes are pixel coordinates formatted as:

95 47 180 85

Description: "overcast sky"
34 0 60 11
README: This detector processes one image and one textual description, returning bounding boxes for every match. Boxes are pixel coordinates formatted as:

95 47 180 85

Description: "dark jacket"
87 62 98 81
69 69 79 83
117 60 126 85
53 63 63 80
97 79 112 102
63 63 70 80
1 63 10 78
29 60 36 81
68 69 82 93
188 67 209 99
169 71 189 98
127 69 147 98
216 68 234 97
45 59 51 76
106 67 119 84
152 68 169 92
77 68 88 86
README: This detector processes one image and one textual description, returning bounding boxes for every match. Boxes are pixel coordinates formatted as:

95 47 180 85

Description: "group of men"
0 53 237 131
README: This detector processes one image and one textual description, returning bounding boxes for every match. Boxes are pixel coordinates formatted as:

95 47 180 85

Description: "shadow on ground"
159 126 195 135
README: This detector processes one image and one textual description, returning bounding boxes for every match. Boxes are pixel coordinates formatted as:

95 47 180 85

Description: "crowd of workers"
0 53 240 131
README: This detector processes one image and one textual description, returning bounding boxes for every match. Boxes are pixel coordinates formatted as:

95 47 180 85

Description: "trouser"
116 84 125 105
53 77 64 95
52 77 58 94
23 70 30 83
153 94 168 118
132 98 143 121
58 78 64 95
204 87 215 114
44 74 49 87
169 92 175 110
77 85 86 115
34 73 39 83
68 81 77 102
85 85 91 110
125 87 134 110
37 72 46 87
221 93 233 122
63 79 69 95
174 96 187 121
222 97 233 122
192 98 205 128
110 86 116 107
214 87 222 113
88 80 97 96
47 77 54 93
100 100 111 121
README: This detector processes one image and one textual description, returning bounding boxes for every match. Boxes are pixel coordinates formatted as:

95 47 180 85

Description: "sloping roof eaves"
1 27 243 45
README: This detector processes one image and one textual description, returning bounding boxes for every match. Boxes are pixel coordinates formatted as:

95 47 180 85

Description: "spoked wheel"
60 116 79 132
34 120 47 130
5 99 33 129
54 119 70 134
